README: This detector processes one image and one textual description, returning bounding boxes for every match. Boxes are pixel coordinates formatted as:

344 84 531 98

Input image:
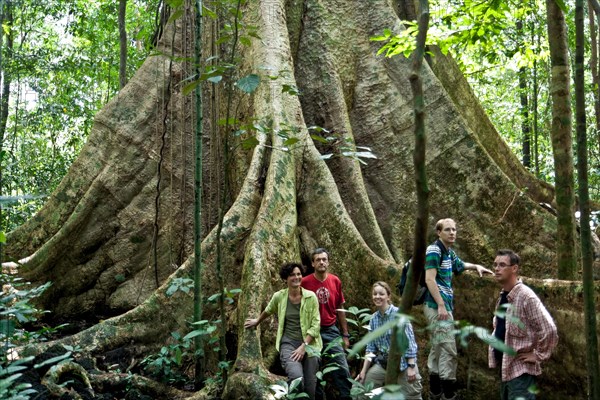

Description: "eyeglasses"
493 262 513 268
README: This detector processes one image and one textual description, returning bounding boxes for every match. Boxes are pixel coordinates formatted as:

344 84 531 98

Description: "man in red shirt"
489 249 558 400
302 248 352 400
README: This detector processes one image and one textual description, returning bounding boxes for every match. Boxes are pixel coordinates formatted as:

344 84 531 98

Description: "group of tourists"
245 218 558 400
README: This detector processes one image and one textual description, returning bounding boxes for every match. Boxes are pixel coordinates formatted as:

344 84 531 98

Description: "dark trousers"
500 373 536 400
316 325 352 400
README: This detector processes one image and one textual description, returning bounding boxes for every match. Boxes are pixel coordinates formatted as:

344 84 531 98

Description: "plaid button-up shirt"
488 281 558 382
366 304 418 372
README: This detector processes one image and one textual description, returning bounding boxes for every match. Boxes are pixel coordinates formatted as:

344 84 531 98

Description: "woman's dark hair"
280 262 305 280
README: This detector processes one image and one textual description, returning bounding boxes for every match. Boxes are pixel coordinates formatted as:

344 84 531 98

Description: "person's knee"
285 361 304 381
365 364 386 388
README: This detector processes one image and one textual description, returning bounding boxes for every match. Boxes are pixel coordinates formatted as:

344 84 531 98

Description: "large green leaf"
0 319 15 337
236 74 261 93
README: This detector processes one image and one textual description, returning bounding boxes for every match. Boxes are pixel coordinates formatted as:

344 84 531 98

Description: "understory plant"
0 272 60 399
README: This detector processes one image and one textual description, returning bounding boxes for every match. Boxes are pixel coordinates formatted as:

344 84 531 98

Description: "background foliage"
1 0 599 232
0 0 160 232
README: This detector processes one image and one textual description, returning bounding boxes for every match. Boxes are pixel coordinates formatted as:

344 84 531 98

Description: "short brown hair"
496 249 520 266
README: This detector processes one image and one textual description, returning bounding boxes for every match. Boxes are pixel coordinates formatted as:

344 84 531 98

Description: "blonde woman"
356 281 423 399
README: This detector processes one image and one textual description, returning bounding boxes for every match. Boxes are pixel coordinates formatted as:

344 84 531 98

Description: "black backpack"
397 258 428 305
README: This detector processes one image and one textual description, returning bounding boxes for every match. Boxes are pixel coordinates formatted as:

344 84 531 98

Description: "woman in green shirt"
245 262 322 399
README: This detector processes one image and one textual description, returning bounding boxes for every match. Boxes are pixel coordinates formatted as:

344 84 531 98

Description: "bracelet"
342 334 350 338
304 341 310 347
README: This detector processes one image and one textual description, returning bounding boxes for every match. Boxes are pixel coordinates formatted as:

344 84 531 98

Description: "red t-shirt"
301 273 345 327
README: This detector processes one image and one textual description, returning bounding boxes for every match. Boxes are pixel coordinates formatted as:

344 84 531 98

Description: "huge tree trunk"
6 0 590 398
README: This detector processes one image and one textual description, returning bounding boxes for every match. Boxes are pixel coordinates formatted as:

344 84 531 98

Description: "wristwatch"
407 363 416 368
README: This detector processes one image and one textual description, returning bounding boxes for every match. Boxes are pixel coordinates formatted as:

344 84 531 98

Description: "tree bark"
590 0 600 158
0 2 13 264
533 24 540 177
546 0 578 279
575 0 600 397
5 0 589 398
193 0 205 387
516 19 531 168
119 0 128 89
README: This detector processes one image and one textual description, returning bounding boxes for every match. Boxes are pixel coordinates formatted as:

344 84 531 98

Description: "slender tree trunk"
575 1 600 397
533 24 540 177
193 0 205 388
519 68 531 168
386 0 429 385
119 0 128 89
215 0 243 382
0 3 13 264
517 19 531 168
546 0 577 279
590 0 600 157
0 4 11 153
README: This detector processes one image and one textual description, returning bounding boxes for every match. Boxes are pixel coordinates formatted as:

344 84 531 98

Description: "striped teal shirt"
424 239 464 312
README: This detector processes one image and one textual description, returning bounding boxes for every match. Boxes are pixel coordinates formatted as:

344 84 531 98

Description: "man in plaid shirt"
489 249 558 400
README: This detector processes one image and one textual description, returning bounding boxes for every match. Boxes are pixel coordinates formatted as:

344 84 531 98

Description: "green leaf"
207 293 220 303
239 36 252 46
167 9 184 25
322 365 340 375
307 126 330 134
236 74 261 93
0 319 16 336
282 84 300 96
461 325 517 356
310 134 328 144
182 80 200 96
241 136 260 150
183 330 203 340
341 151 378 160
34 351 72 369
207 75 223 83
202 5 218 19
166 0 184 7
174 347 182 365
348 317 399 358
225 288 242 297
218 117 241 126
283 137 299 146
0 231 6 244
553 0 568 12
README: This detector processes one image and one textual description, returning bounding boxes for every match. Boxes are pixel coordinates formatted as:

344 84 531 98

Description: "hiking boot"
429 392 443 400
441 379 456 400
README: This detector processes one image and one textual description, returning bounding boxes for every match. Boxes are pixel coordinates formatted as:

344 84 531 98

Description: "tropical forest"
0 0 599 399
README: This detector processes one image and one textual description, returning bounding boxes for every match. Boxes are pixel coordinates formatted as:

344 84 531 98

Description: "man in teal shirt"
424 218 492 400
